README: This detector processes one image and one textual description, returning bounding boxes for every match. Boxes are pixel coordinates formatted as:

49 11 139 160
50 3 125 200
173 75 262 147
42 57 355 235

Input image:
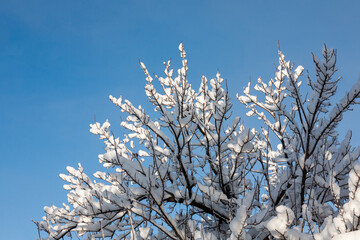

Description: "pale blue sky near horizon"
0 1 359 239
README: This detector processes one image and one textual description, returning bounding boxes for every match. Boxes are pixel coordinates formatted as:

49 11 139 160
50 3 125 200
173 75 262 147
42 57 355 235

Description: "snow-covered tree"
36 44 360 239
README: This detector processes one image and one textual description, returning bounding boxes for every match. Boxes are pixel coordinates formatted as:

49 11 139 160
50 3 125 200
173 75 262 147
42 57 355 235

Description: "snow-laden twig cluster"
37 44 360 239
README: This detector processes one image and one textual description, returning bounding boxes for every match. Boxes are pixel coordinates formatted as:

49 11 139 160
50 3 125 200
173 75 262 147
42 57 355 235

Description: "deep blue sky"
1 1 359 239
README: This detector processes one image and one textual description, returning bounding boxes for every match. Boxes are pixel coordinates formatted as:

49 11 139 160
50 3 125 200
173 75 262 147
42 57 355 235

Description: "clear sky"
0 1 359 239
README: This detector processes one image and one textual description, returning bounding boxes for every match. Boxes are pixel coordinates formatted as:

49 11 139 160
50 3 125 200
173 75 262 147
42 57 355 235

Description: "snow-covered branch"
37 44 360 240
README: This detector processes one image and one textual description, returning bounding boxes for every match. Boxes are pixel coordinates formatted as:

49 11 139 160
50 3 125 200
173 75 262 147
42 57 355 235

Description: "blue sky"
0 1 359 239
